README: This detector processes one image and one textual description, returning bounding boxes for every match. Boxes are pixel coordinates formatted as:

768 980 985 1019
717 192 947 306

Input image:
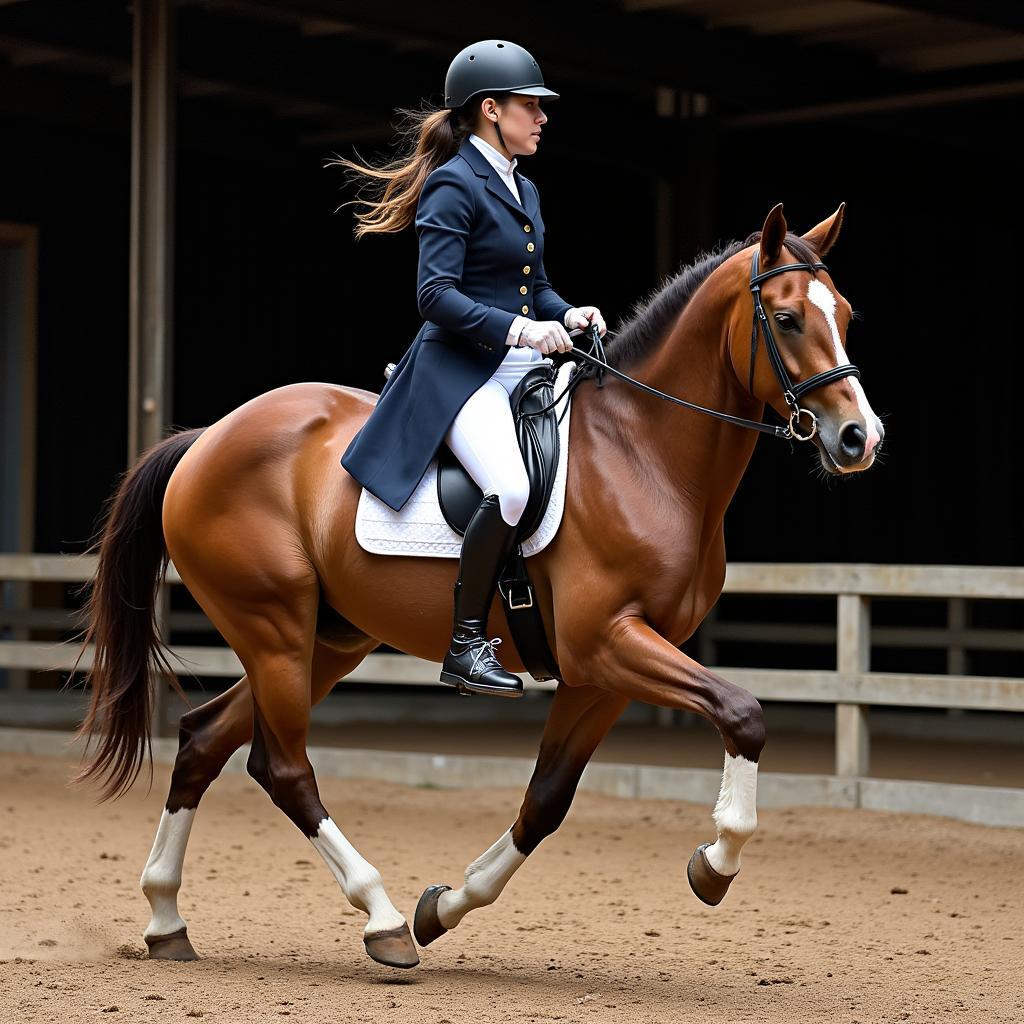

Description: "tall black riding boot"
440 492 524 698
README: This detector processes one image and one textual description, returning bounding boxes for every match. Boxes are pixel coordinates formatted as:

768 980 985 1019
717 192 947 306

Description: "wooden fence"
2 554 1022 797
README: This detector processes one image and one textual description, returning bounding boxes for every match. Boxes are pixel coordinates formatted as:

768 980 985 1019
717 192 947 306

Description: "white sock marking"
141 807 196 939
806 278 881 456
704 753 758 877
437 828 527 930
310 817 406 936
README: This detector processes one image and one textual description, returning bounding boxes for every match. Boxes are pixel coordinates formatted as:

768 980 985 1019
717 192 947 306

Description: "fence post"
836 593 870 777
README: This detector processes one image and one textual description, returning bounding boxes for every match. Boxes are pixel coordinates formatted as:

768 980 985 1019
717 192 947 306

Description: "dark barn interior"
2 0 1023 699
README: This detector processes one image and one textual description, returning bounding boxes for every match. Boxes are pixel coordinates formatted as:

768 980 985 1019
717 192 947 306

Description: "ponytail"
327 100 477 238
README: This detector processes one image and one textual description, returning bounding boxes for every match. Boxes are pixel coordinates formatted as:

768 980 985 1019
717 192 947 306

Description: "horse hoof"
363 922 420 969
686 842 738 907
144 927 199 961
413 884 452 947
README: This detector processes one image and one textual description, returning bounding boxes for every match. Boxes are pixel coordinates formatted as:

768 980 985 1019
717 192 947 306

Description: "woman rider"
335 39 607 699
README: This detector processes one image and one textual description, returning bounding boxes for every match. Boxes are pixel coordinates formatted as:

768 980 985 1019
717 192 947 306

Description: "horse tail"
70 427 206 800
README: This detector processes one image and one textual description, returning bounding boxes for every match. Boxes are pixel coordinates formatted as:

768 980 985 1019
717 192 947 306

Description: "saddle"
437 361 565 682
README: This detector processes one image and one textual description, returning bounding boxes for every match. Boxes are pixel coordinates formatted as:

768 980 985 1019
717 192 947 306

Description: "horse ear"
759 203 787 267
802 202 846 257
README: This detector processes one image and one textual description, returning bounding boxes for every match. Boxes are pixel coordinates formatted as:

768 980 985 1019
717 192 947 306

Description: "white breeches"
444 345 552 527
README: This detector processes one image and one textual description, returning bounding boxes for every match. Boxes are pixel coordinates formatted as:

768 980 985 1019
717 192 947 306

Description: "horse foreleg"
414 684 628 947
592 616 764 905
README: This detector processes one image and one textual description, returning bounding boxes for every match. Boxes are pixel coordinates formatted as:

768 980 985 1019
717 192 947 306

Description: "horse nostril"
839 422 867 460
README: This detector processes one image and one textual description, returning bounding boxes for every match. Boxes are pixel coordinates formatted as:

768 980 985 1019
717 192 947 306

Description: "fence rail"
2 553 1022 789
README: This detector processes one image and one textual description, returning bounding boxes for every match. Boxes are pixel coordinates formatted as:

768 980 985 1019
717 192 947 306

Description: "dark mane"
603 232 822 370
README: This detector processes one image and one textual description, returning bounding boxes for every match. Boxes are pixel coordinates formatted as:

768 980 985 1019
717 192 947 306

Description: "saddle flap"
437 361 562 541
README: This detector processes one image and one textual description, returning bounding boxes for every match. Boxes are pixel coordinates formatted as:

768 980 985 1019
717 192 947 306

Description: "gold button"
527 242 535 252
521 305 529 314
523 224 531 232
523 265 531 274
519 285 528 295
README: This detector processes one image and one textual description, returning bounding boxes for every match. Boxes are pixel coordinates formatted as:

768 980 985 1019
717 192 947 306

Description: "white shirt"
467 133 575 352
468 132 521 204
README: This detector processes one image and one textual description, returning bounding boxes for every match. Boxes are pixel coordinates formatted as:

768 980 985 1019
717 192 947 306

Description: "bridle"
746 250 861 441
538 250 862 443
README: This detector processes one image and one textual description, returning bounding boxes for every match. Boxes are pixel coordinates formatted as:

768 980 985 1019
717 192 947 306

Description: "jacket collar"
457 136 539 224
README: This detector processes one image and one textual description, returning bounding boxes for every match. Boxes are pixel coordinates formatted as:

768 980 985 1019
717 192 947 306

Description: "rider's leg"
440 377 531 697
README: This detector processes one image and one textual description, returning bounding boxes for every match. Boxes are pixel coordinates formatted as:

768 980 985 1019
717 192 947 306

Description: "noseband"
526 251 863 443
747 251 861 441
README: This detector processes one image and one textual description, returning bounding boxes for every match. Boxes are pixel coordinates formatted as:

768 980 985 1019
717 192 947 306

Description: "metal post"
836 593 870 777
129 0 176 736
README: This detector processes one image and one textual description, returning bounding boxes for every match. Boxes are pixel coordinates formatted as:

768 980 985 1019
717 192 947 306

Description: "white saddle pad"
355 360 576 558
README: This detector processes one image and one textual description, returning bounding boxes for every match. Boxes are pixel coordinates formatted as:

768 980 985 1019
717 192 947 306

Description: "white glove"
517 319 573 355
564 305 607 337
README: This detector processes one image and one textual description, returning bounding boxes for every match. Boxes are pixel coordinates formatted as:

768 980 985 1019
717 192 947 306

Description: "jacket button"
523 265 531 274
523 224 531 232
521 305 529 314
526 242 535 252
520 285 528 295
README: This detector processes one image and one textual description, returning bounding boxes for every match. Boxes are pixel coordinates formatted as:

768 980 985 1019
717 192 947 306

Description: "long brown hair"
327 99 490 238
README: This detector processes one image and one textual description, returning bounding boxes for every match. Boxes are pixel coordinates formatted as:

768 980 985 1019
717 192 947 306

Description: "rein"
520 253 861 443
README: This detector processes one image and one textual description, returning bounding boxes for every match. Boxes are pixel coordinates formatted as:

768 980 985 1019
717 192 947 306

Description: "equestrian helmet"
444 39 559 109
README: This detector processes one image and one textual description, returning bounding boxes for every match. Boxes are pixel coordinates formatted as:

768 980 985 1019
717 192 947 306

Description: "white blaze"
703 753 758 877
437 828 527 930
310 817 407 936
141 807 196 939
806 277 880 453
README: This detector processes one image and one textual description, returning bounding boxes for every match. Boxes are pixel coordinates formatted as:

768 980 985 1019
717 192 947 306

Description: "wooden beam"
128 0 176 735
871 0 1024 34
212 0 885 108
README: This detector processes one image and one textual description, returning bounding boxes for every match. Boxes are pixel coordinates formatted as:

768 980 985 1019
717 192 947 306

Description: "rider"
335 40 607 698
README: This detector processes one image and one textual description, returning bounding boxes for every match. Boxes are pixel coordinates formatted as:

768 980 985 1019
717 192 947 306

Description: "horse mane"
603 231 823 370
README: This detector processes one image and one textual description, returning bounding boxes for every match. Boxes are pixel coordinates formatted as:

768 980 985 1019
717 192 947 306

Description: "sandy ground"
1 752 1022 1024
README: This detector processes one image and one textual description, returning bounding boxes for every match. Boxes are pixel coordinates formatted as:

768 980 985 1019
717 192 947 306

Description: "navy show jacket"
340 136 574 513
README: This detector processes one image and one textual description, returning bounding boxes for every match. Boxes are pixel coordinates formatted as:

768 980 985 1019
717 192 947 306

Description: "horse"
72 202 883 970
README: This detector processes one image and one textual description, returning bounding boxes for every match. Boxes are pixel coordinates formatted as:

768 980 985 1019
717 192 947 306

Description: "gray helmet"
444 39 559 109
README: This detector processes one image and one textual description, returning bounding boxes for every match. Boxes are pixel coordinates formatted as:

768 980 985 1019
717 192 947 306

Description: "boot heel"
439 671 473 693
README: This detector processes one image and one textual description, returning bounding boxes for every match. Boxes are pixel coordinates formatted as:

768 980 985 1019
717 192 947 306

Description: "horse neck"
612 267 763 524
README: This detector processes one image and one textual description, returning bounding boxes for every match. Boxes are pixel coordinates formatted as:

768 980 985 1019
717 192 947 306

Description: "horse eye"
774 313 799 332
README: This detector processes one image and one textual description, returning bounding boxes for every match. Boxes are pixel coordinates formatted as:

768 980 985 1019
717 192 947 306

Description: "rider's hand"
518 319 573 355
565 305 607 338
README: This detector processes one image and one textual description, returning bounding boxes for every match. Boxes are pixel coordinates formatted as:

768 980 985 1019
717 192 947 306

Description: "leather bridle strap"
562 347 790 437
524 252 863 443
748 251 861 438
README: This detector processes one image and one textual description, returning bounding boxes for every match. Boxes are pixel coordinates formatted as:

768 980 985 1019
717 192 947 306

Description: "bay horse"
72 203 883 970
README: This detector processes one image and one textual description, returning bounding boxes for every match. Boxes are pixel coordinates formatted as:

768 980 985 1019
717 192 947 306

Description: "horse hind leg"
213 564 417 970
414 684 628 948
140 641 376 961
243 653 417 969
141 677 253 960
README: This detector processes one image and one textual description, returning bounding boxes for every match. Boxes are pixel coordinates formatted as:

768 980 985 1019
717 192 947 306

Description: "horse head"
730 203 884 475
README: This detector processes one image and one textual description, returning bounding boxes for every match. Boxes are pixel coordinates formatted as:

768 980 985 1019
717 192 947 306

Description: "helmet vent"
468 55 475 60
496 43 504 48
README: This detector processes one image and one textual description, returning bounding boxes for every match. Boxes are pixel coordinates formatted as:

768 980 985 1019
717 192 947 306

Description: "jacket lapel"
458 137 537 224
